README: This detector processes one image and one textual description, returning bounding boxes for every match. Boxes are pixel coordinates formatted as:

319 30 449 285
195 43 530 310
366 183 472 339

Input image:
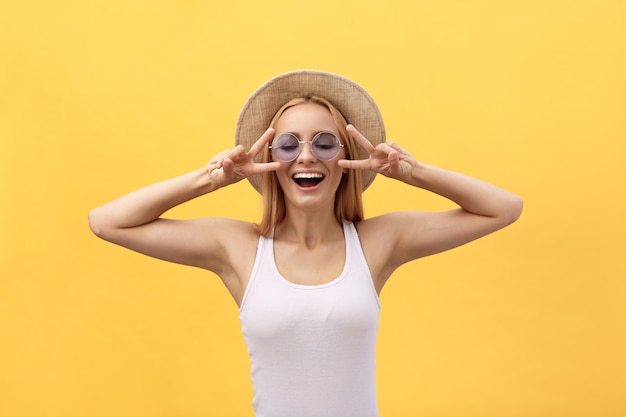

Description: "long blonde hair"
255 97 363 236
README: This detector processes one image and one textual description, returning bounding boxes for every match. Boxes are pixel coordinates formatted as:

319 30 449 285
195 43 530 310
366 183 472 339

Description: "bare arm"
340 125 523 288
377 162 522 265
88 129 279 275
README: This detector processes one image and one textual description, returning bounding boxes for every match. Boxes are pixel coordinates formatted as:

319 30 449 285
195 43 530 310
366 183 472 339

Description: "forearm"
408 162 523 222
88 167 218 234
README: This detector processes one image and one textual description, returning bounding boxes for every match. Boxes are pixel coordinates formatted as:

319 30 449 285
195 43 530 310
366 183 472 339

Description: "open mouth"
293 172 325 188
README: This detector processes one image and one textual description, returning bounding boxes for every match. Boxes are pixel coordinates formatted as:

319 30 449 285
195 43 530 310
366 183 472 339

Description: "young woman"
89 70 523 417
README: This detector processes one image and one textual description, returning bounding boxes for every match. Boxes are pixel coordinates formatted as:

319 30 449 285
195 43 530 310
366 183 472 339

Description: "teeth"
293 173 324 179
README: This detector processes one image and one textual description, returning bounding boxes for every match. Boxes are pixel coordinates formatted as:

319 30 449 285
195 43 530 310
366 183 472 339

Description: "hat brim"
235 70 386 192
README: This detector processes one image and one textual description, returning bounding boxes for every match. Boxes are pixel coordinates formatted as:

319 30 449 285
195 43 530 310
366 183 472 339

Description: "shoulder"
355 212 428 242
196 217 260 258
196 218 261 305
200 217 260 238
168 217 260 273
353 212 434 291
352 214 410 290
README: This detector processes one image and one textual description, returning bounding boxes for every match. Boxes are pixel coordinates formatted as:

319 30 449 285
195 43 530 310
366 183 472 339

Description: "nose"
296 141 317 162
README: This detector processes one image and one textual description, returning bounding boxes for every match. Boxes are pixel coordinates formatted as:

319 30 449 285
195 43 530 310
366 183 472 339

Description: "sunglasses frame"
269 132 345 162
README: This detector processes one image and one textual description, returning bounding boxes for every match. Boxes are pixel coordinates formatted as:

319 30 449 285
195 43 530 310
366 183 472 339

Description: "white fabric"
239 222 381 417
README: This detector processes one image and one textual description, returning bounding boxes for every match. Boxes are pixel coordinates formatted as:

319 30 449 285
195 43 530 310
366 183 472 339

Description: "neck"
276 211 343 249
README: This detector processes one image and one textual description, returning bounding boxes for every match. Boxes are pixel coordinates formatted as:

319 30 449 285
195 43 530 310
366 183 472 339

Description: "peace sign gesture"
338 125 417 183
207 128 280 187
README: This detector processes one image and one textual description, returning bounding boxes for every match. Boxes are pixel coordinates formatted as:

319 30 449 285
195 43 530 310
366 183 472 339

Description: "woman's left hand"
338 124 417 183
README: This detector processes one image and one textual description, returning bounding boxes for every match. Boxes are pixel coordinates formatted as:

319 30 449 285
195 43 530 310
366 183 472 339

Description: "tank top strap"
343 221 380 308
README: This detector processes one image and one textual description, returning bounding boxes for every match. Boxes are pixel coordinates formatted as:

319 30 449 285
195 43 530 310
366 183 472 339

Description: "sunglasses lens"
270 132 342 161
271 134 300 161
312 133 341 160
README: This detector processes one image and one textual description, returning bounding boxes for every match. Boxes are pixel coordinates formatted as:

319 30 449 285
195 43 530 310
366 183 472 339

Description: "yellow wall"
1 1 624 416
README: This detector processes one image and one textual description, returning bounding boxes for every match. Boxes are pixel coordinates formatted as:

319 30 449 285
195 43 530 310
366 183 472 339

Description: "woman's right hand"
207 128 280 187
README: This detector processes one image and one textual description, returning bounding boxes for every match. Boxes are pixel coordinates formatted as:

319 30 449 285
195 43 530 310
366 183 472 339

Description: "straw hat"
235 70 386 192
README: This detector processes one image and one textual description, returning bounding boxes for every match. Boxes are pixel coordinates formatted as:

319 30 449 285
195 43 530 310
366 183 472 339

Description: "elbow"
88 207 107 239
503 194 524 226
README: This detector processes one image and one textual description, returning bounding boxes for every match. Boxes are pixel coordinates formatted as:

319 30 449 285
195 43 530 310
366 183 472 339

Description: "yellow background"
1 0 625 416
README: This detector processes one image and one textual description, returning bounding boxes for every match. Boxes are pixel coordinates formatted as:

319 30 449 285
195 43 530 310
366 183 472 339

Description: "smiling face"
271 102 347 211
255 97 364 236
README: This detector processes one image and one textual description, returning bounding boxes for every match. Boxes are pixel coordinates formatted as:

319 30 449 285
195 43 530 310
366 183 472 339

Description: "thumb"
386 151 402 177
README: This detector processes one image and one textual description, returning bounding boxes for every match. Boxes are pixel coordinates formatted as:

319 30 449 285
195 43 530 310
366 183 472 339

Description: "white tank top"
239 222 381 417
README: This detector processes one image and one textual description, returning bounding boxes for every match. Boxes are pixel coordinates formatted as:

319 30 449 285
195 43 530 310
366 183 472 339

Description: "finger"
386 152 404 177
250 161 280 174
208 149 229 167
221 157 234 173
387 141 409 155
347 124 376 154
387 150 400 165
338 158 372 171
228 144 247 159
374 142 404 157
247 128 275 158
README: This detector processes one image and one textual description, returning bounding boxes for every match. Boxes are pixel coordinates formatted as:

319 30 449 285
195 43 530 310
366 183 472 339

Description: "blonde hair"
255 97 363 236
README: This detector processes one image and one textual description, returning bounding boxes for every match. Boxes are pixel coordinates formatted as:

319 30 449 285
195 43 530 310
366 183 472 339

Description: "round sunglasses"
269 132 344 162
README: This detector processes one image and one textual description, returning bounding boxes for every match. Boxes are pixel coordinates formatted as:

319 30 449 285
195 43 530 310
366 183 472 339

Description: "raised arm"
88 129 279 274
339 125 523 288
